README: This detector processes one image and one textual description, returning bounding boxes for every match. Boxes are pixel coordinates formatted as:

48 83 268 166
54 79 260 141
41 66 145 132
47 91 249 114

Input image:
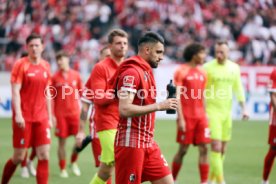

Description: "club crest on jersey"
129 173 136 182
123 76 135 87
20 138 25 145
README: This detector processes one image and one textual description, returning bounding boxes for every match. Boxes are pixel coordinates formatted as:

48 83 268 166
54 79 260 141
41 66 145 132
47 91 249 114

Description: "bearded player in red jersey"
76 29 128 184
1 33 52 184
52 51 83 177
171 43 210 184
110 32 178 184
262 68 276 184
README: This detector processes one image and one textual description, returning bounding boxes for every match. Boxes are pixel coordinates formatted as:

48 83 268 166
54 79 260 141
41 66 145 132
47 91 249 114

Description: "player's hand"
177 117 186 132
48 118 53 128
15 114 25 129
242 110 249 121
76 131 86 147
157 98 178 111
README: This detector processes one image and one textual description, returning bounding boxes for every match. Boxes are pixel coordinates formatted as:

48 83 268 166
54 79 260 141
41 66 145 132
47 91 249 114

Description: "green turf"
0 118 275 184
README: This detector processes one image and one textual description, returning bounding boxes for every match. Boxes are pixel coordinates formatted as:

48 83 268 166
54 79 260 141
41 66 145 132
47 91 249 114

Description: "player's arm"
12 83 25 128
91 64 114 105
119 90 178 117
233 66 249 120
45 86 53 127
76 100 90 147
176 86 185 132
270 92 276 110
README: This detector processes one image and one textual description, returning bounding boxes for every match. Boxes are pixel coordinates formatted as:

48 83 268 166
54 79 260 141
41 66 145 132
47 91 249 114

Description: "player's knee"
12 156 24 164
178 145 188 156
36 151 50 160
98 163 114 180
199 145 208 156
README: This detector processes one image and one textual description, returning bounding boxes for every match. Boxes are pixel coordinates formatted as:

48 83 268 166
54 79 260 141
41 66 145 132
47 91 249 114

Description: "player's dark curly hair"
183 43 205 62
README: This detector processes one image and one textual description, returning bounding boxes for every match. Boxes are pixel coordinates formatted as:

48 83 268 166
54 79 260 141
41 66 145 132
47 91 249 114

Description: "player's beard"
113 50 125 59
148 59 158 68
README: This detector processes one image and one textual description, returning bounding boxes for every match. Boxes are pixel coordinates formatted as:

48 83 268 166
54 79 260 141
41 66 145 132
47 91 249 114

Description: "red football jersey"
174 64 207 119
82 58 119 132
10 57 51 122
52 69 82 117
115 56 156 148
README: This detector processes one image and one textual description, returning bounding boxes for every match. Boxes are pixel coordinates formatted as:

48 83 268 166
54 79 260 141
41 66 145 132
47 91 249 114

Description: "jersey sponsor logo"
123 76 135 87
27 73 35 77
187 76 194 80
129 173 136 182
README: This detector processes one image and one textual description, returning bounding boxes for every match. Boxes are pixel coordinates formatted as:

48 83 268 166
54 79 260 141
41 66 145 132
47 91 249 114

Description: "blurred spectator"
0 0 276 73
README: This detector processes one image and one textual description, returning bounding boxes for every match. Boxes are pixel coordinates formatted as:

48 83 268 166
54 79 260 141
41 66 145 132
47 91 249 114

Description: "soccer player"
99 46 111 61
52 51 83 177
203 41 249 184
18 52 37 179
76 29 128 184
172 43 210 184
75 47 111 167
261 68 276 184
110 31 178 184
1 33 52 184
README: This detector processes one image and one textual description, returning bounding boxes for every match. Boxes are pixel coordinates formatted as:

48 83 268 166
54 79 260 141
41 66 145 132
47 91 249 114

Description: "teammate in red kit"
110 32 178 184
75 46 111 168
261 68 276 184
52 51 83 177
76 29 128 184
18 52 37 179
1 33 52 184
171 43 210 184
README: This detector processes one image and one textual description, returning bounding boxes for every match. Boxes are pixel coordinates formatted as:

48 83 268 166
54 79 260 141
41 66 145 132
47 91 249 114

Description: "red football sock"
172 162 182 181
107 178 112 184
36 160 48 184
199 163 209 183
59 159 66 170
1 159 17 184
21 153 28 167
262 148 276 181
70 152 78 163
29 148 36 161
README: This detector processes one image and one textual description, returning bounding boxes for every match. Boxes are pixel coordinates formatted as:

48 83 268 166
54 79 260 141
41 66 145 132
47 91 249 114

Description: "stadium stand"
0 0 275 73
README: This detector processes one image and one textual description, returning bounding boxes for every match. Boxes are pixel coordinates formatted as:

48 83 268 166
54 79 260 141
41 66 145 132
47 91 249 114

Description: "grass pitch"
0 118 275 184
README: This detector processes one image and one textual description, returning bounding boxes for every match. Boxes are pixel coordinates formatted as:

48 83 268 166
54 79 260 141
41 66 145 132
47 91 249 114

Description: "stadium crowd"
0 0 276 73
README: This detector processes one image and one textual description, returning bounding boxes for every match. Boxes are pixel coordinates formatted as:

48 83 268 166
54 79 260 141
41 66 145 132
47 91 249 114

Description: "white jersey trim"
125 117 132 147
121 87 137 93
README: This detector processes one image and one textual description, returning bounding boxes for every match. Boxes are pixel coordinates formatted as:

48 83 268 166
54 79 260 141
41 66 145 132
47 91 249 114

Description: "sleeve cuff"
120 87 137 93
81 97 93 104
